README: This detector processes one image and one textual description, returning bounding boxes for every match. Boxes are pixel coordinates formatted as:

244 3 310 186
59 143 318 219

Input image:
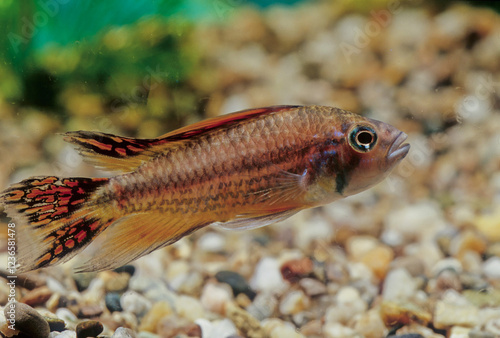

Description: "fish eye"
349 126 377 152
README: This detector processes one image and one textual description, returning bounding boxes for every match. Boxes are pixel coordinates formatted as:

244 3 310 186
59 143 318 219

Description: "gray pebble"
106 292 123 312
215 270 256 300
4 302 50 338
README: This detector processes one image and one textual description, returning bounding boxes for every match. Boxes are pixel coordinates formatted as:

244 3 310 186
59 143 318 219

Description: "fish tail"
1 176 114 272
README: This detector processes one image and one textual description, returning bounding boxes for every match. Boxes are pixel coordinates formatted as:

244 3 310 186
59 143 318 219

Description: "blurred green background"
0 0 498 129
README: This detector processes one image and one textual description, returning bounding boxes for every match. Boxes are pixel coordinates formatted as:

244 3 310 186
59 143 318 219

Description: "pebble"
225 302 267 338
175 295 206 321
246 292 278 320
75 320 103 338
46 316 66 332
155 315 193 337
433 298 479 329
474 209 500 242
262 318 305 338
114 265 136 276
390 256 425 277
200 282 233 314
55 308 79 328
484 318 500 336
77 305 104 319
280 257 314 282
20 286 53 307
359 244 394 280
323 322 359 338
250 257 288 294
382 268 418 301
120 291 152 317
449 230 487 257
195 318 238 338
325 286 367 324
279 290 310 315
353 308 388 338
138 301 174 333
384 202 447 243
483 257 500 279
106 272 131 293
112 327 137 337
380 301 432 326
73 273 97 292
49 331 77 338
106 292 123 312
298 278 327 297
215 270 256 300
4 302 50 338
449 326 471 337
197 231 226 252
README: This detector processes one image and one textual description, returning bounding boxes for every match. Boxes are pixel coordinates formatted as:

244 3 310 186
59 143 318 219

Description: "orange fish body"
1 105 409 272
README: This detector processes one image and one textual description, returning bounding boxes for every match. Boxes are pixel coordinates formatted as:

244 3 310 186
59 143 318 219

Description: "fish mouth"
387 132 410 162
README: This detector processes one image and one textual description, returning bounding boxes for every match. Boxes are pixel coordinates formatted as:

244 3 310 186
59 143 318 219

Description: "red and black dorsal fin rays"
63 131 163 173
0 176 115 272
64 105 300 173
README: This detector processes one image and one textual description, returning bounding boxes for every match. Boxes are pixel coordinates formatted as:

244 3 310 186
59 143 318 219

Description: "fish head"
333 116 410 197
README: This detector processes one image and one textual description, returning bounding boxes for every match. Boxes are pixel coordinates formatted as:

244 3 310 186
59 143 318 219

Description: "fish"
0 105 410 272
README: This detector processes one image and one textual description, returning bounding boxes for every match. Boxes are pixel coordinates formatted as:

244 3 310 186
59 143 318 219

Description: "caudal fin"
0 176 114 272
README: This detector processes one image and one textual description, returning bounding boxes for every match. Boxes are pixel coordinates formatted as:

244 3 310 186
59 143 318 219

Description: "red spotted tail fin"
0 176 114 272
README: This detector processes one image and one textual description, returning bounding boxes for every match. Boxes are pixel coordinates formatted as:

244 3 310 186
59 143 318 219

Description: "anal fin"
75 212 210 272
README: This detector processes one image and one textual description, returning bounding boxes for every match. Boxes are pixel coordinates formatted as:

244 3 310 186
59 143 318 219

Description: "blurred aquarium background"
1 0 500 337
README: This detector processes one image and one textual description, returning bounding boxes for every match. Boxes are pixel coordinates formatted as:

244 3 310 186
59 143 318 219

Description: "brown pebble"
20 286 52 307
359 245 394 280
76 320 103 338
138 301 174 333
77 305 104 319
156 315 193 337
3 302 50 338
45 316 66 332
280 257 314 282
300 319 323 336
380 301 432 327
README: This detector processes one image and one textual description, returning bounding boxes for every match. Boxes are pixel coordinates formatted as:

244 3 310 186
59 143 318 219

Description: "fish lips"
387 131 410 163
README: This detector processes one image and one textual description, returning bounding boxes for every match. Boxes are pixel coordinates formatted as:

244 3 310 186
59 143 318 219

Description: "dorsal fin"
159 105 300 140
64 105 301 173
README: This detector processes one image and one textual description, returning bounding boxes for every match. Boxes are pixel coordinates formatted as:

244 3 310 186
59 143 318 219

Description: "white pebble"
120 291 152 317
382 268 417 301
323 322 359 338
250 257 287 294
176 295 206 321
49 331 76 338
483 257 500 279
197 232 226 252
200 283 232 314
112 327 136 338
195 319 238 338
